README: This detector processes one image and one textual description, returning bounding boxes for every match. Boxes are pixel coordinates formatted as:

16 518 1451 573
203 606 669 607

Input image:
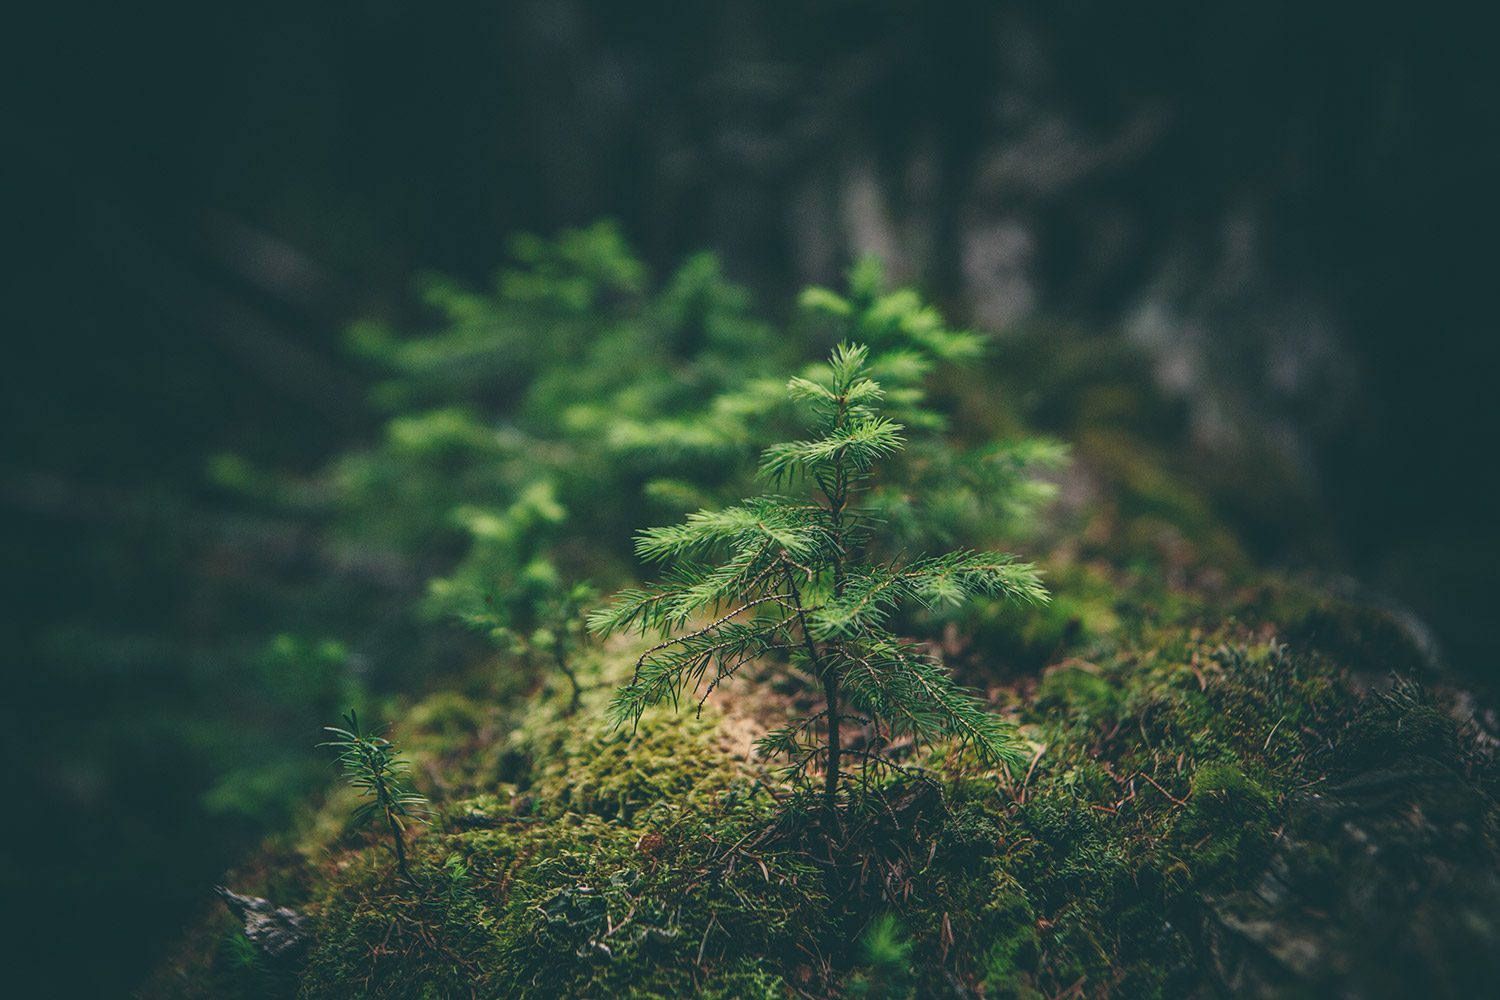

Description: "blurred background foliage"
3 0 1496 993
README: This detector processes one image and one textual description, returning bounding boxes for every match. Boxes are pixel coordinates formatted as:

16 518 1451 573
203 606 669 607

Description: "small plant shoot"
591 343 1048 813
320 711 430 883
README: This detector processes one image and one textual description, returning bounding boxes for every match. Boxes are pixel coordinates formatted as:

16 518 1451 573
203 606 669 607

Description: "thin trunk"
382 796 413 884
784 558 841 814
820 387 850 814
822 668 841 813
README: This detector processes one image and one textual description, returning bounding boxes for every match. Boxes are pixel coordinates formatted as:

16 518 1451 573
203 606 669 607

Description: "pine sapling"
461 579 597 713
591 343 1048 816
320 711 429 883
527 582 597 713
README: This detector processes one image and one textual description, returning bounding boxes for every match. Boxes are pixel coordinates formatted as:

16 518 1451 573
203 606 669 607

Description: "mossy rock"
150 585 1500 997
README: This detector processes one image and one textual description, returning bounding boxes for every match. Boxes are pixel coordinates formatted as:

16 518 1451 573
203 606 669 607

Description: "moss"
299 854 500 999
693 960 789 999
975 884 1042 997
1172 762 1276 889
971 561 1124 669
946 623 1368 996
158 584 1487 1000
404 690 490 740
522 706 739 823
266 689 829 999
1338 698 1461 771
1036 663 1119 726
489 834 821 998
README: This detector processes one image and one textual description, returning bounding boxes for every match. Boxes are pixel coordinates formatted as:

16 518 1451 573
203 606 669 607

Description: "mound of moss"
146 572 1500 999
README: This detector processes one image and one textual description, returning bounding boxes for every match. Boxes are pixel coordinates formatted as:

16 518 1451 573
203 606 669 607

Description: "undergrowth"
147 590 1449 999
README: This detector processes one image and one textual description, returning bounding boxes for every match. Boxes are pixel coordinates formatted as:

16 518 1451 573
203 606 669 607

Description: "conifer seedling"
320 711 429 883
591 343 1047 814
523 581 597 713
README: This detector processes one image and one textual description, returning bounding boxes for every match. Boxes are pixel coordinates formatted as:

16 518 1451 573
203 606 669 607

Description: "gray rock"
216 886 311 960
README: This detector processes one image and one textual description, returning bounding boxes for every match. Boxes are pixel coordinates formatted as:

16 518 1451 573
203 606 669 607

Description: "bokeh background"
5 1 1496 993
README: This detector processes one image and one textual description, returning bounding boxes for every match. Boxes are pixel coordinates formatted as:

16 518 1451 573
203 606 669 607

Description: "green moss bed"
144 468 1500 998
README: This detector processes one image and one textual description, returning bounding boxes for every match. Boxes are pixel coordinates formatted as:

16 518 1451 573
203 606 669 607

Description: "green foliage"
139 236 1083 1000
799 260 1069 555
197 233 1064 847
846 914 916 999
593 342 1047 814
313 223 799 687
320 711 430 883
445 566 598 713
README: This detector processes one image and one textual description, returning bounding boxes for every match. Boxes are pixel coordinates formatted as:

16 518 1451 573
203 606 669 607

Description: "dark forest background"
3 1 1496 993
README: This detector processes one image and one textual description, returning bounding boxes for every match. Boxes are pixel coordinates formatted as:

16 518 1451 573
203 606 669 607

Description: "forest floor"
144 442 1500 999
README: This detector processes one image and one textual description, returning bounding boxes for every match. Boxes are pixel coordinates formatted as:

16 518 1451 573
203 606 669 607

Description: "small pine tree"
320 711 429 883
590 343 1048 815
847 913 916 999
526 581 598 713
465 579 597 712
428 477 596 712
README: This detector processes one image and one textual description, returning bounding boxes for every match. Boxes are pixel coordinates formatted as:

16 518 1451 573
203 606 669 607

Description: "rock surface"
214 887 310 961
